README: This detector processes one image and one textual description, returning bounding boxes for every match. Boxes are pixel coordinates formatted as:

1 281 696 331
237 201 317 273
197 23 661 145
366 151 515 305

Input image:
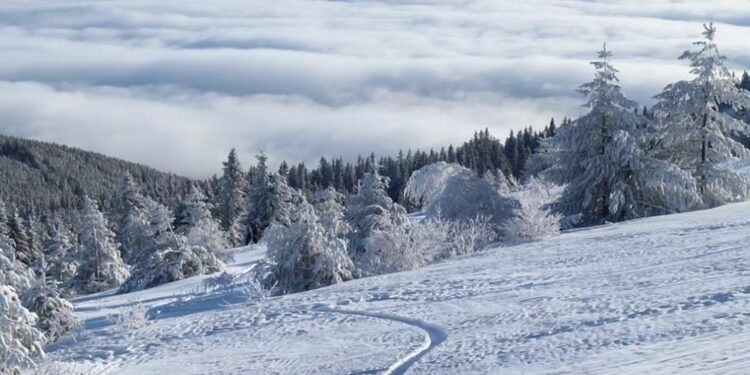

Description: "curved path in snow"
314 305 448 375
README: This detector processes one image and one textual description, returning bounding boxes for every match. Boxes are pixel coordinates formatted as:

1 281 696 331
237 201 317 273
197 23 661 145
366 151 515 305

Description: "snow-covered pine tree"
21 254 80 343
113 174 150 263
70 196 130 294
312 187 352 241
0 199 16 261
242 152 297 244
0 285 45 374
175 184 226 253
264 196 354 295
538 44 701 225
652 23 750 206
216 149 247 243
8 209 34 267
43 219 77 287
25 215 44 270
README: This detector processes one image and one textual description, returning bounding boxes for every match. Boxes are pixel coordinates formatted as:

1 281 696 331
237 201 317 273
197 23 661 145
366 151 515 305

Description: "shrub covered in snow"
0 285 45 374
21 284 80 343
502 178 563 243
404 162 518 231
263 197 355 295
119 245 225 293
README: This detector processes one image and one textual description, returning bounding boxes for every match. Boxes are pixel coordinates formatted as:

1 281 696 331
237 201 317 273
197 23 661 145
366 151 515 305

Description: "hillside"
41 201 750 374
0 134 193 214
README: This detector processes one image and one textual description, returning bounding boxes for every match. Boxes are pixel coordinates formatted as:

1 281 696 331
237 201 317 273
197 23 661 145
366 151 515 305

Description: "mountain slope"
0 134 193 214
44 202 750 374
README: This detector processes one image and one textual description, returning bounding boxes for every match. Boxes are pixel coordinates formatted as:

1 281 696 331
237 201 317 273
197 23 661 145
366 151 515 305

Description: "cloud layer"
1 0 749 177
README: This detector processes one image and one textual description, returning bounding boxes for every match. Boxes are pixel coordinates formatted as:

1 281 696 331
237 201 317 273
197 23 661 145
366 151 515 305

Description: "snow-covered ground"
42 202 750 374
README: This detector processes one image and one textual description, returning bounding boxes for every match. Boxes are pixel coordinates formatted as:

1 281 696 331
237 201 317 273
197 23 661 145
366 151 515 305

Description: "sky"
1 0 750 177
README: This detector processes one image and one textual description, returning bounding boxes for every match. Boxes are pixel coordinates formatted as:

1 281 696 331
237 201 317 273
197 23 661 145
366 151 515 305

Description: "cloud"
0 0 749 177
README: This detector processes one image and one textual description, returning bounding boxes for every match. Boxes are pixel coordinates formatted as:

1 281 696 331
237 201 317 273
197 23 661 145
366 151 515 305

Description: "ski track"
313 305 448 375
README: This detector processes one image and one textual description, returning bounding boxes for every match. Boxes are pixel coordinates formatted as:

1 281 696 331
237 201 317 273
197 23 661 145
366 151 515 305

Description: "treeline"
0 135 192 216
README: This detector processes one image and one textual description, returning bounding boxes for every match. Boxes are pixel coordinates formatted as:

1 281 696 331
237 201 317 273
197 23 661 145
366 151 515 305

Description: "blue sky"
1 0 749 177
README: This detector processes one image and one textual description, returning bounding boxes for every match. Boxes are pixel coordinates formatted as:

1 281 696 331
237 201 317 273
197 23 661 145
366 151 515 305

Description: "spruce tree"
540 44 701 224
71 196 130 294
216 149 247 235
652 23 750 205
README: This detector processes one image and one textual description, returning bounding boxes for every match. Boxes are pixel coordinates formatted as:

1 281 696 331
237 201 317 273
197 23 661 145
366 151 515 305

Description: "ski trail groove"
314 305 448 375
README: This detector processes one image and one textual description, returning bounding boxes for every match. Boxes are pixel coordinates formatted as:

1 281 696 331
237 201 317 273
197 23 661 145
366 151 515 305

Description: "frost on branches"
346 171 415 275
0 285 45 374
652 23 750 206
70 196 130 295
113 174 150 263
176 185 226 254
263 197 354 295
242 152 298 245
119 244 225 293
403 162 518 231
22 282 80 343
503 178 563 243
120 198 225 293
216 149 247 244
312 187 352 241
538 45 701 225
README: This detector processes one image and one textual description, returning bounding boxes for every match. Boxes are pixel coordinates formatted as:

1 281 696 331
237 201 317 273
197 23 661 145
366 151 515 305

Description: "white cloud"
0 0 749 177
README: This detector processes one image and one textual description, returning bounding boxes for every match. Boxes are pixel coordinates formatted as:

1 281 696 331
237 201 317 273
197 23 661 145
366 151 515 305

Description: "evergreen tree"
0 285 46 374
113 175 150 262
175 185 226 253
264 197 354 295
216 149 247 234
71 196 130 294
242 152 298 244
652 23 750 205
8 209 34 267
540 44 701 224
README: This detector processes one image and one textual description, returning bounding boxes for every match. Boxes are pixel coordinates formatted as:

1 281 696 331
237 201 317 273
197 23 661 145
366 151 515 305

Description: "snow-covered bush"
361 219 428 275
502 178 563 243
119 245 225 293
0 252 35 295
70 196 130 295
200 271 235 294
21 284 80 343
263 198 355 295
0 285 45 374
404 162 518 231
42 221 77 287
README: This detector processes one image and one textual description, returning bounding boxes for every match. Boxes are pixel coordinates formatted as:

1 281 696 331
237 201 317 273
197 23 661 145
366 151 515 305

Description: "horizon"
2 0 750 178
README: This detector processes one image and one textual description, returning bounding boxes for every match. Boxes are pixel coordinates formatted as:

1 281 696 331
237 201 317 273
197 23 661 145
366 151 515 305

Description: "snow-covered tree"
176 185 226 253
312 187 351 241
502 178 563 243
113 175 150 263
42 220 77 287
8 209 35 268
652 23 750 206
70 196 130 294
538 45 702 225
263 197 354 295
22 257 80 344
119 244 225 293
215 149 247 241
0 285 45 374
346 172 407 256
403 162 518 230
120 197 225 293
242 152 298 244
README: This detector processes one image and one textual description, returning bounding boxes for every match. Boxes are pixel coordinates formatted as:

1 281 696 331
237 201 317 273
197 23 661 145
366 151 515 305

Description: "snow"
39 202 750 374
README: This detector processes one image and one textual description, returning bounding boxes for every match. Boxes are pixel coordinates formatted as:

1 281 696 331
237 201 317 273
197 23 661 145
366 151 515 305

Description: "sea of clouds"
1 0 749 176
